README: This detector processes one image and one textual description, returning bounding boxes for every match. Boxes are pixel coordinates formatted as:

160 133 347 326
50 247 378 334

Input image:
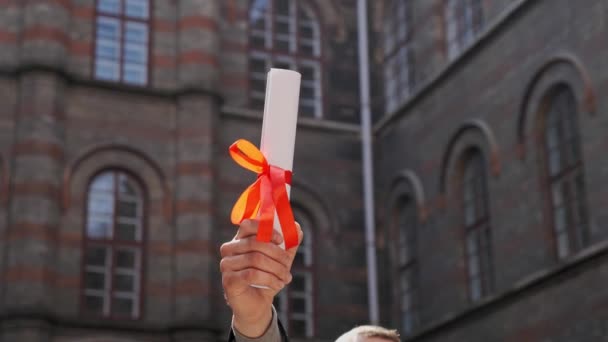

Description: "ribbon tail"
230 180 262 225
269 166 299 249
256 175 275 243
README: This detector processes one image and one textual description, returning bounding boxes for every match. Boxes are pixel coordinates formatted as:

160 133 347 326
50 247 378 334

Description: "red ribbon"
229 139 299 249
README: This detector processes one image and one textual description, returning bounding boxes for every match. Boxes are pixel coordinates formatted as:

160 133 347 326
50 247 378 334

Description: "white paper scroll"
259 68 301 250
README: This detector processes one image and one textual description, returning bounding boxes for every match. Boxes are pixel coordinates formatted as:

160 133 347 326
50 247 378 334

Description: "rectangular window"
94 0 150 86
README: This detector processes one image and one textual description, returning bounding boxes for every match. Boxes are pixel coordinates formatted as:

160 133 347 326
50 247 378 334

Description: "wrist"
233 308 274 338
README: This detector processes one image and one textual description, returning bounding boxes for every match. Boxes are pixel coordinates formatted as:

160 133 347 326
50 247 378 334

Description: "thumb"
286 222 304 259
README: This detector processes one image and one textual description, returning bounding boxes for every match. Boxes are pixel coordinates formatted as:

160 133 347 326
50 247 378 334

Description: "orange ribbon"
229 139 299 249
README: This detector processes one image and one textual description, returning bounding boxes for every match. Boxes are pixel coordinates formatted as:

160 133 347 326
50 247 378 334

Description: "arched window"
444 0 483 59
542 85 588 259
248 0 323 118
94 0 151 85
462 149 493 302
82 170 145 319
393 196 419 336
383 0 414 114
275 206 314 337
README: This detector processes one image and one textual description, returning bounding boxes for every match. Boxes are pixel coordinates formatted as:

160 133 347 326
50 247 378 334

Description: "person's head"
335 325 400 342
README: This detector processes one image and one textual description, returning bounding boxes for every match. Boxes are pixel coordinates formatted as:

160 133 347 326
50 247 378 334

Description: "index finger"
234 220 284 245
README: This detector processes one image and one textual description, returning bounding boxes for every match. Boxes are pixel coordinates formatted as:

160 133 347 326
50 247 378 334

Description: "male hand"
220 219 303 338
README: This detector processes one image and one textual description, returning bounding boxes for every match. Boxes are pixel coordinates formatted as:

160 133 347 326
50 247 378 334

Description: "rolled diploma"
260 68 301 250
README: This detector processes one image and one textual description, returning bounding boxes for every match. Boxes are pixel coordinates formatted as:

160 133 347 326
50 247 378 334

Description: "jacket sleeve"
228 306 288 342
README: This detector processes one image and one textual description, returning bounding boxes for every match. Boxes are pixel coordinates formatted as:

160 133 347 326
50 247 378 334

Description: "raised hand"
220 219 303 338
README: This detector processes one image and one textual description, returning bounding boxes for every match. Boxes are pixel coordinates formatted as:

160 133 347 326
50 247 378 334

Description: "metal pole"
356 0 379 325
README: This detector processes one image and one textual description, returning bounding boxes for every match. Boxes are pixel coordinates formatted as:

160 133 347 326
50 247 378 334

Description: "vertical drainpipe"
356 0 380 325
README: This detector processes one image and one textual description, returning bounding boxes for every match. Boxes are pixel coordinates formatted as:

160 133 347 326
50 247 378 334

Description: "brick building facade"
0 0 607 341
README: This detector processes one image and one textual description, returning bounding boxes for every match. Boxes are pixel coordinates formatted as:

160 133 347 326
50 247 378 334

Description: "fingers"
223 269 285 293
233 220 285 245
220 252 292 283
220 236 291 268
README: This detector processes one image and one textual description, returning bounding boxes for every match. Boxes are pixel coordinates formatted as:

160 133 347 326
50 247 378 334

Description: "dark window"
248 0 322 118
82 171 145 319
384 0 414 114
393 197 419 335
94 0 150 85
274 207 314 337
462 150 493 302
542 85 589 258
444 0 483 59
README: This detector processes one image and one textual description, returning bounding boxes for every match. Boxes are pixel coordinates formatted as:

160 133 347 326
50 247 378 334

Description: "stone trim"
0 64 223 103
221 106 361 134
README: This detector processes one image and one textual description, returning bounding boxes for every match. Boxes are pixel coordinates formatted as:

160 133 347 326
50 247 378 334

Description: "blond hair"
335 325 401 342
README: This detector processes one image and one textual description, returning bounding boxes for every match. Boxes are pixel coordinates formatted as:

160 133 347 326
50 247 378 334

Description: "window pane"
86 246 108 267
291 273 309 293
300 64 315 82
125 0 149 19
91 172 114 191
123 45 147 68
299 25 313 40
275 0 290 15
86 217 112 239
116 248 137 269
97 17 121 40
292 297 306 313
250 35 266 49
557 231 570 258
250 0 270 25
98 0 121 14
299 104 315 117
290 319 307 337
114 274 135 292
88 192 115 215
250 78 265 93
116 222 138 241
118 174 138 196
275 39 290 52
95 59 120 81
250 56 268 73
125 22 148 43
117 200 138 218
112 296 134 316
470 276 481 301
123 63 147 85
298 42 314 56
85 271 106 290
96 38 120 60
84 295 104 314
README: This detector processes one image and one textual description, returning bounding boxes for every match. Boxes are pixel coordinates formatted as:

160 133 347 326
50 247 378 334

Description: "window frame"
540 85 589 259
92 0 153 86
247 0 324 118
444 0 483 60
274 206 316 338
391 196 419 336
80 169 147 321
383 0 415 114
460 149 494 302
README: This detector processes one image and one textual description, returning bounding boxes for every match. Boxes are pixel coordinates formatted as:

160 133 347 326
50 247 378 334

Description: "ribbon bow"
229 139 299 249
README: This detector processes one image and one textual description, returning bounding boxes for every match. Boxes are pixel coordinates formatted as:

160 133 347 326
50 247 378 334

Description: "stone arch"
290 179 336 238
386 169 428 223
439 119 501 195
518 54 596 158
63 143 172 222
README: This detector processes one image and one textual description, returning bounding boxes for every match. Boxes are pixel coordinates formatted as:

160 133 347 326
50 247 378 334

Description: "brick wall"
374 0 608 340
